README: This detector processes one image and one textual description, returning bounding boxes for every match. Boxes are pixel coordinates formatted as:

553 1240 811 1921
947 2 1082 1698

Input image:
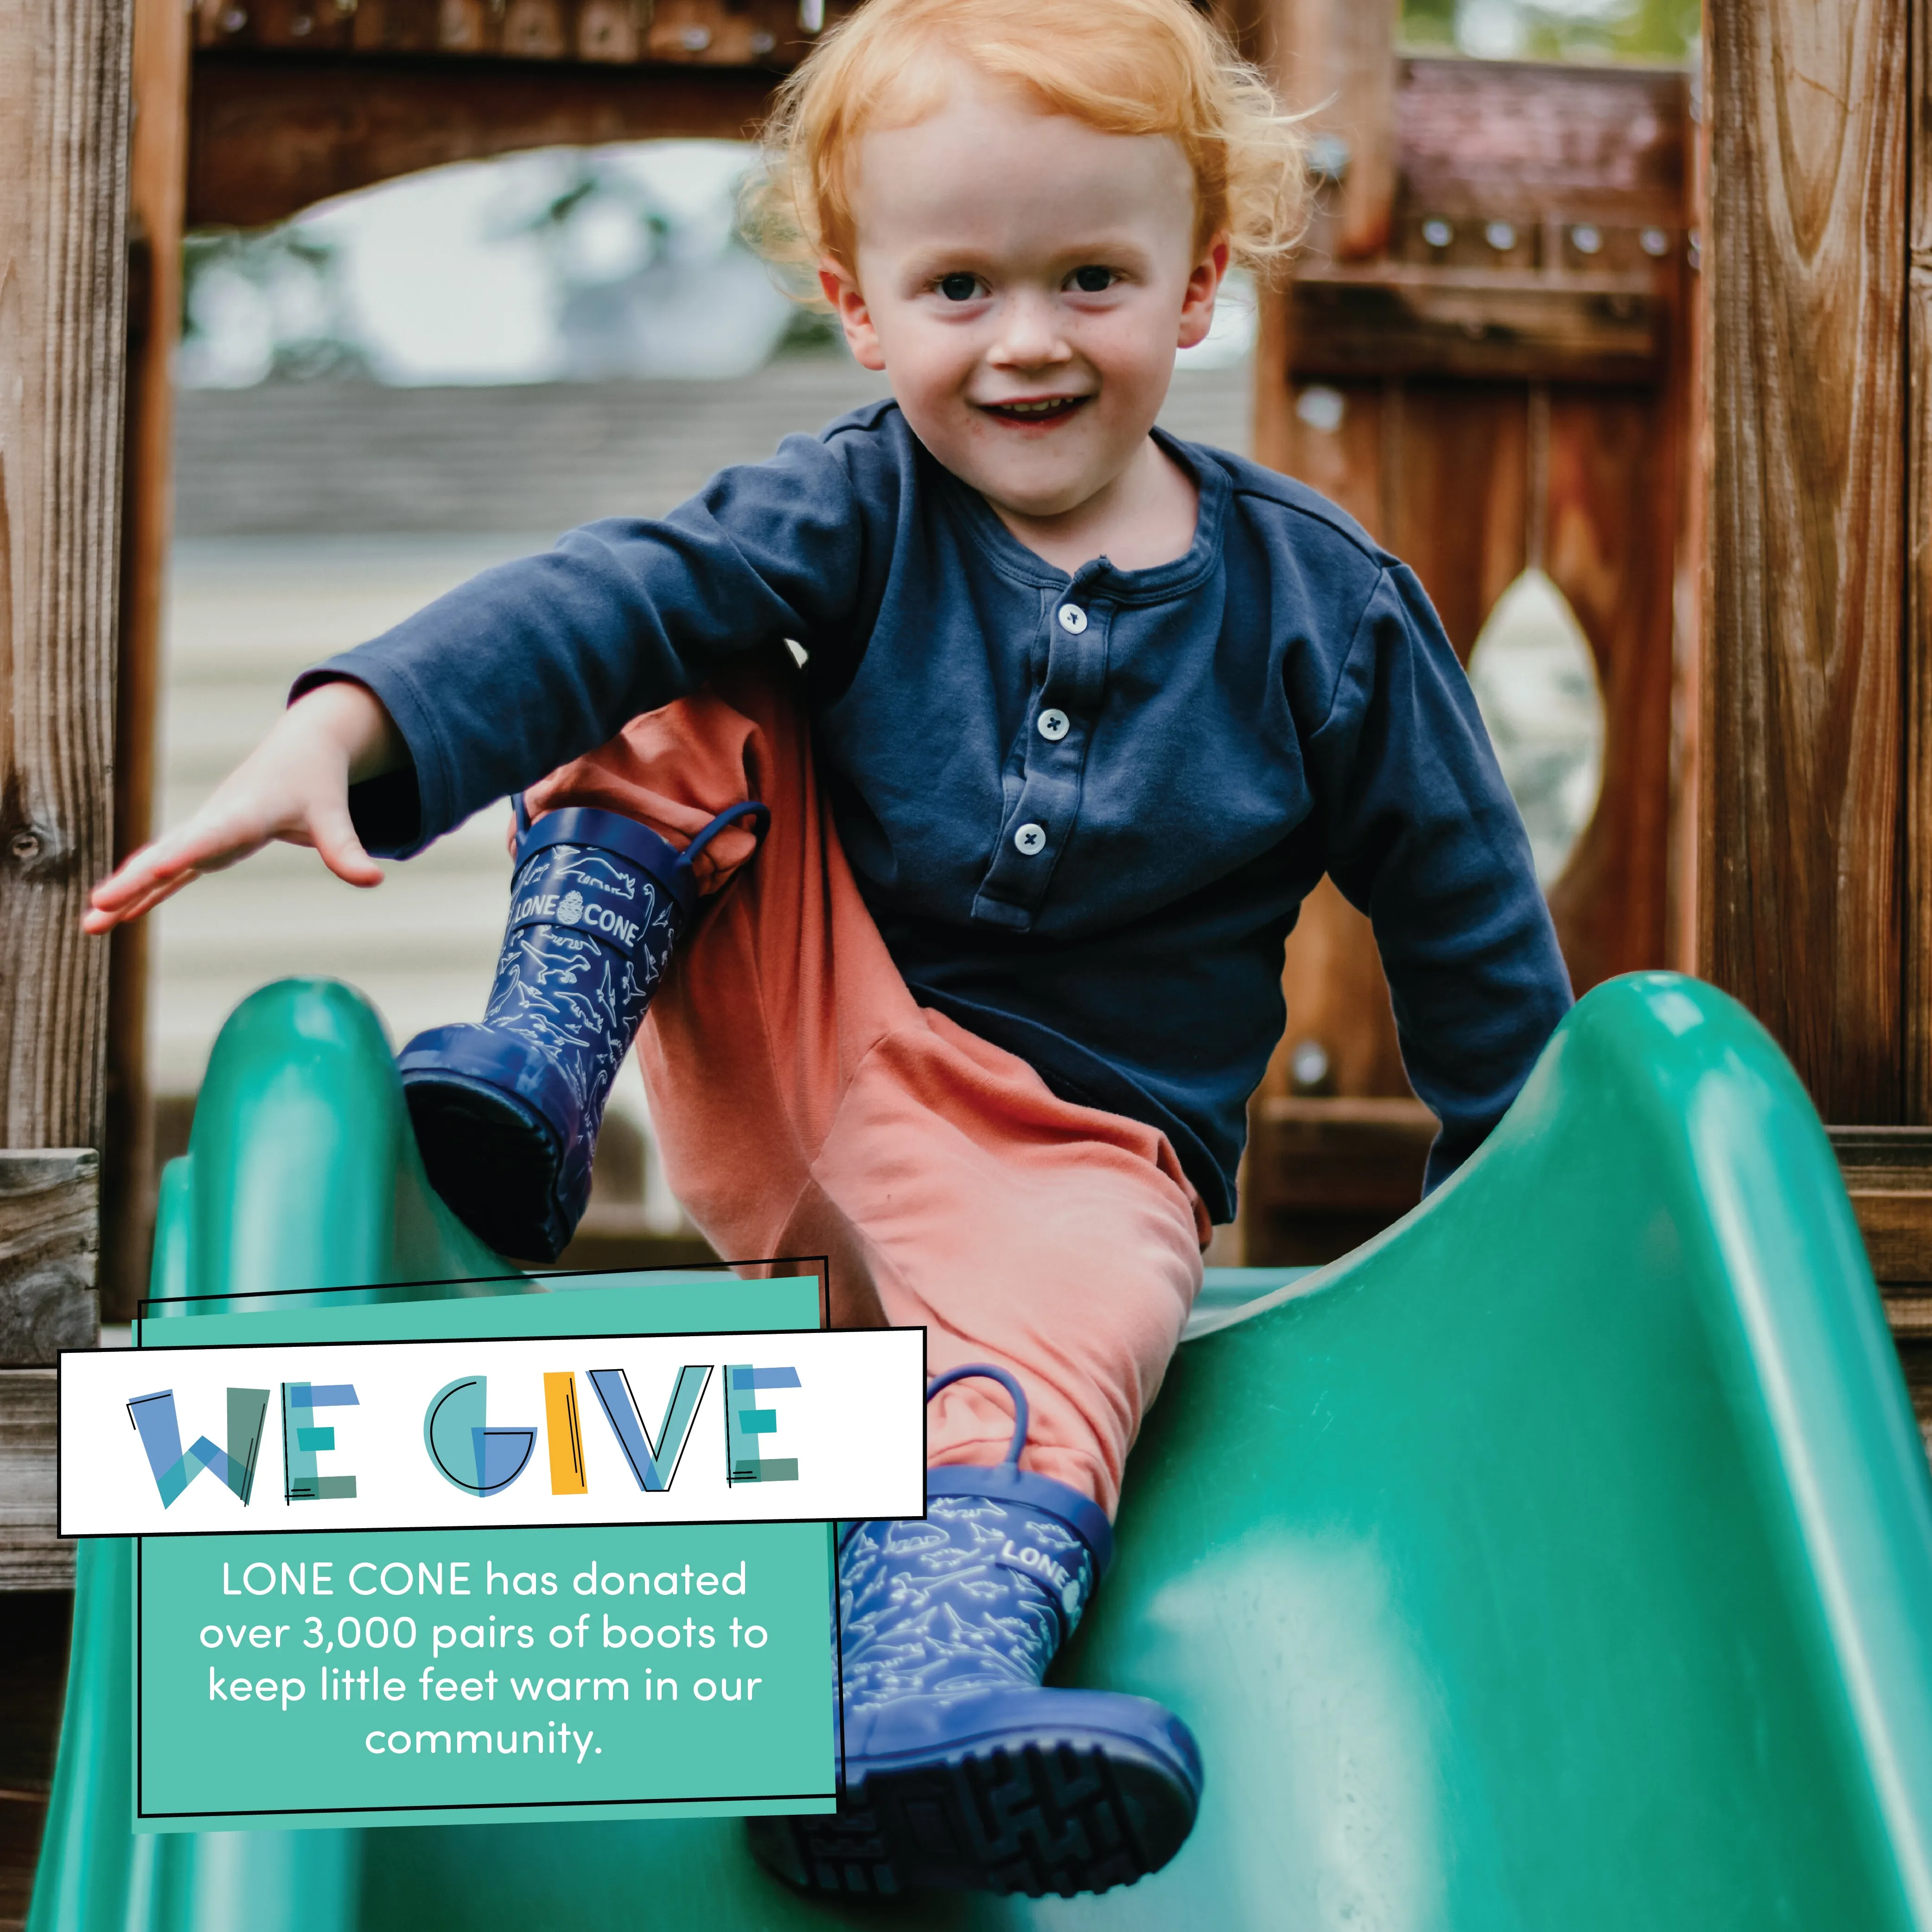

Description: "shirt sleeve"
289 427 875 856
1301 563 1575 1191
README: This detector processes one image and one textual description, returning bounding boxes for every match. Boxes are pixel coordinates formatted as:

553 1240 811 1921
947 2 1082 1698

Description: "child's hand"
83 680 406 934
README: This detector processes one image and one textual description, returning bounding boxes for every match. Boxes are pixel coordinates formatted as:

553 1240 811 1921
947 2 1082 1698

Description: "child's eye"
938 273 981 302
1071 266 1116 293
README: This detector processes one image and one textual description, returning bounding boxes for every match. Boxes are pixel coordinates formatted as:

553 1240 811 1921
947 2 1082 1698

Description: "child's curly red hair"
743 0 1309 300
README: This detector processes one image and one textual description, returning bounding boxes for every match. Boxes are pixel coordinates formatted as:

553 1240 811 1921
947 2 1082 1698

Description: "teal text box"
132 1273 835 1832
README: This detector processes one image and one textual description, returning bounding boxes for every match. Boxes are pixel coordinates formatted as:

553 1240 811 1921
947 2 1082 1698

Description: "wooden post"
0 0 134 1355
1910 0 1932 1129
1667 71 1707 977
1252 0 1398 262
0 1150 99 1360
102 0 191 1319
1701 0 1910 1124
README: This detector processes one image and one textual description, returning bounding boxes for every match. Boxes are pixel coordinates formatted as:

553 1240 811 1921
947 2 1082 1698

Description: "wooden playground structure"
0 0 1930 1911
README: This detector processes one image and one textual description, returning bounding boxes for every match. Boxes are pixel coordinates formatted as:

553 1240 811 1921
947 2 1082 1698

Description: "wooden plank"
1829 1125 1932 1182
0 0 132 1162
1858 1192 1932 1285
1240 1092 1434 1265
1542 385 1677 991
1248 1095 1436 1207
1250 280 1296 482
103 0 191 1321
0 1154 99 1366
1381 382 1527 657
1275 377 1387 538
1832 1127 1932 1286
191 0 850 64
0 1372 69 1591
1291 265 1662 383
187 52 778 228
1885 1340 1932 1462
1910 0 1932 1125
1701 0 1910 1123
1887 1297 1932 1339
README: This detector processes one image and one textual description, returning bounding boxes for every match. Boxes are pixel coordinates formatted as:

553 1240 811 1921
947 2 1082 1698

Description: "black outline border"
133 1536 843 1823
121 1258 910 1824
64 1323 925 1541
133 1252 837 1330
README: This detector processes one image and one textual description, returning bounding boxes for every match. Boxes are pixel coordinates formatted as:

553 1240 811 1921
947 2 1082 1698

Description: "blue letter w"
129 1388 269 1508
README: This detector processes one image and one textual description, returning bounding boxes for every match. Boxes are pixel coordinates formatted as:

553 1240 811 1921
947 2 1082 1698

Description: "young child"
88 0 1573 1899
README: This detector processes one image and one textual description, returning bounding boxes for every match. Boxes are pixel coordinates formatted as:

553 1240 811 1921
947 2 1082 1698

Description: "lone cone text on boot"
398 796 767 1260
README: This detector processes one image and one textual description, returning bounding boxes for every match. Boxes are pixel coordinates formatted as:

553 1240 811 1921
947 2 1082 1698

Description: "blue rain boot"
749 1365 1203 1898
397 793 767 1261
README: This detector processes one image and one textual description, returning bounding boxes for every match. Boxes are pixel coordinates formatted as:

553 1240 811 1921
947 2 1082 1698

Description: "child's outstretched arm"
85 420 882 930
82 678 405 933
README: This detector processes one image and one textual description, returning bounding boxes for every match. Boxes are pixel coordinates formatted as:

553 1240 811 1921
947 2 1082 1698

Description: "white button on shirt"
1014 823 1047 856
1037 708 1070 741
1057 605 1088 634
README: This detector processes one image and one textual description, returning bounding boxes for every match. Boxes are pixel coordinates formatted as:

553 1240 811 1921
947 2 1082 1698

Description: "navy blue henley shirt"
297 399 1574 1222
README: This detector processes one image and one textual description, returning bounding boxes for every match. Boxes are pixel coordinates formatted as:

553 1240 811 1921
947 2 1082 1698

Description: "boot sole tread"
403 1078 567 1261
750 1730 1198 1899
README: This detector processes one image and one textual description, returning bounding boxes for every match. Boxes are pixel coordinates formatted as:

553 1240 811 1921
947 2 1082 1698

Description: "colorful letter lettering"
129 1387 269 1507
587 1366 709 1492
726 1365 801 1485
544 1371 587 1495
423 1377 535 1497
283 1382 361 1503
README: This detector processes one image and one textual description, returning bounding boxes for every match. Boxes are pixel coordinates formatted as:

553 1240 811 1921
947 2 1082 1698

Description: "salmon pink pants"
525 650 1208 1515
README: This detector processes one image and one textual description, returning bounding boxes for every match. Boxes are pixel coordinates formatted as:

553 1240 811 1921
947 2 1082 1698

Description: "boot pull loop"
676 800 772 888
926 1364 1029 1466
513 791 533 838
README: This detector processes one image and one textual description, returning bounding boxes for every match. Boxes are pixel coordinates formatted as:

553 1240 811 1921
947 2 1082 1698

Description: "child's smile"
977 393 1093 427
818 67 1226 574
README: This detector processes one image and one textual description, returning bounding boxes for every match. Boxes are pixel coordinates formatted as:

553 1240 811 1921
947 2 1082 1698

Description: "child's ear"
818 259 887 372
1177 236 1231 351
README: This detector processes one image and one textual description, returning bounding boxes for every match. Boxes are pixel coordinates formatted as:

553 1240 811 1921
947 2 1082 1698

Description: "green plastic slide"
29 971 1932 1928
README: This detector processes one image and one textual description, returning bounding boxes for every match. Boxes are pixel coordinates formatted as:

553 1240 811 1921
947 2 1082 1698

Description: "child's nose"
989 289 1069 368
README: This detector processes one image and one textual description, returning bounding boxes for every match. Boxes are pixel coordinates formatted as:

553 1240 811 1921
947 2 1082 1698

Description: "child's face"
820 70 1226 524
